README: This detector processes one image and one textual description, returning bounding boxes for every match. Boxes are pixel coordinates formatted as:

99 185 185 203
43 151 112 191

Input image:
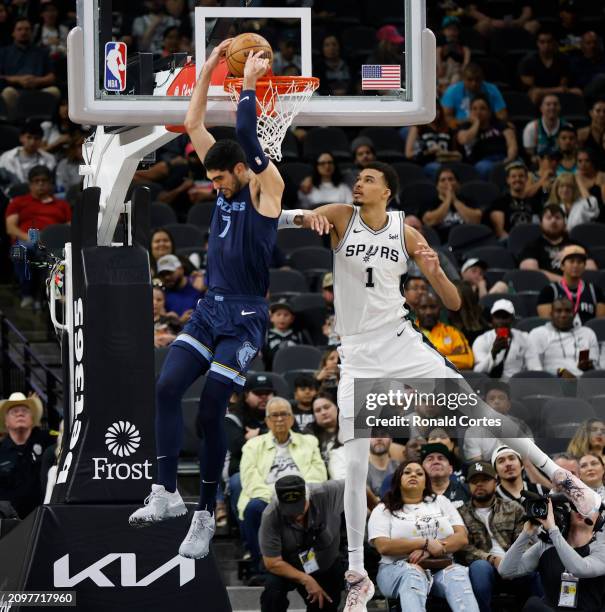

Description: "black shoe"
246 573 267 587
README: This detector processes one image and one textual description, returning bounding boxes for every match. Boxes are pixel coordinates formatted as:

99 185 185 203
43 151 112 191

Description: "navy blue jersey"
206 184 278 297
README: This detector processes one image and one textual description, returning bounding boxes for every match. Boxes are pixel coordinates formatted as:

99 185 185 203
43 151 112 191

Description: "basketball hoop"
224 76 319 162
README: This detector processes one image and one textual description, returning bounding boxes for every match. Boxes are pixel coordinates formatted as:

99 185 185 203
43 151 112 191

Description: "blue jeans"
228 472 244 535
469 559 541 612
474 155 505 181
377 560 480 612
243 497 268 573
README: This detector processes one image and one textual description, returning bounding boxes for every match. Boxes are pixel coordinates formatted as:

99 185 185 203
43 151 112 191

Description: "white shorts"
337 318 462 443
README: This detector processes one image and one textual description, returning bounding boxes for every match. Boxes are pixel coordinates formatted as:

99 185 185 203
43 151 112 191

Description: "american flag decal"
361 64 401 90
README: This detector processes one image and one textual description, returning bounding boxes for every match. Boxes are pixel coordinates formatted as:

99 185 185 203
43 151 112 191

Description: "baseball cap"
244 373 274 394
491 445 522 468
322 272 333 289
560 244 587 264
275 475 306 516
461 258 487 274
420 442 454 465
377 25 404 44
467 461 497 482
270 299 295 315
441 15 460 28
490 299 515 316
350 136 375 154
156 254 181 273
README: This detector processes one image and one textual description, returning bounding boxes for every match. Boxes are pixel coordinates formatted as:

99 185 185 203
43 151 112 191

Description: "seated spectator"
421 442 469 508
492 445 546 507
405 101 460 179
457 94 518 180
457 461 534 612
416 292 474 370
259 475 345 612
519 28 582 105
314 347 340 395
298 152 352 209
368 461 478 612
367 437 398 511
343 137 376 189
472 300 535 380
153 285 182 348
41 98 79 155
0 392 54 518
303 393 340 467
441 63 506 128
238 397 327 579
568 419 605 462
365 25 406 74
272 37 302 76
519 204 597 282
316 34 351 96
55 130 85 195
527 297 601 377
436 16 470 94
466 2 537 36
488 161 541 238
578 98 605 167
290 375 318 430
449 279 490 344
460 258 488 298
552 452 580 478
156 254 204 321
464 381 534 463
525 148 558 205
132 2 181 55
570 31 605 91
576 148 605 206
0 4 12 48
555 125 579 175
403 274 428 320
555 0 582 54
0 18 59 114
546 173 599 231
33 1 68 58
0 121 56 189
522 94 571 163
150 227 175 273
578 453 605 503
263 300 307 371
499 494 605 611
537 245 605 325
420 167 481 243
5 165 71 308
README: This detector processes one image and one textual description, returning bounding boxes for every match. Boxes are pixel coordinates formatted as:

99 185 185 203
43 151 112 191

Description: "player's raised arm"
236 51 284 217
405 224 462 311
184 39 232 160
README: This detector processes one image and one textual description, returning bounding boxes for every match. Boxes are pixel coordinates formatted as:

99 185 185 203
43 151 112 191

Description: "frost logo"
105 421 141 457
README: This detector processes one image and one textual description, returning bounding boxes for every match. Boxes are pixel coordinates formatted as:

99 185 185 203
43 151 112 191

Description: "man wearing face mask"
527 297 602 378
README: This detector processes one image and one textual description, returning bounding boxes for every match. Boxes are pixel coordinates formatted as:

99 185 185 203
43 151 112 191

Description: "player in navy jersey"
129 42 328 559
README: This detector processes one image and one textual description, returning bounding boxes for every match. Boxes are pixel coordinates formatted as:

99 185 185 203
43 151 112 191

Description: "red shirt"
5 193 71 238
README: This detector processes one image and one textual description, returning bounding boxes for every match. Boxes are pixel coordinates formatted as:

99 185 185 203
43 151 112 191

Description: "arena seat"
244 371 290 398
479 293 526 318
558 92 588 125
288 246 333 271
462 370 489 393
569 222 605 250
164 223 205 249
279 162 313 187
577 372 605 402
269 269 308 294
466 246 516 269
441 161 479 184
40 224 71 257
359 127 405 161
186 202 214 228
303 127 351 161
341 26 377 60
151 202 178 227
283 369 317 394
507 223 541 260
277 228 324 252
588 246 605 269
13 90 59 123
457 180 501 210
281 130 300 161
513 316 549 332
0 125 20 152
542 398 596 439
392 163 428 189
272 345 323 374
448 224 497 257
502 270 549 293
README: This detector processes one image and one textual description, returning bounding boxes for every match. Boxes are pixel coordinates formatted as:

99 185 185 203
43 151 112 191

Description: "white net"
225 77 319 162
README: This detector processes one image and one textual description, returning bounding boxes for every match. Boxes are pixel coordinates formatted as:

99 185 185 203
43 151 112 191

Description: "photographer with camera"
499 497 605 611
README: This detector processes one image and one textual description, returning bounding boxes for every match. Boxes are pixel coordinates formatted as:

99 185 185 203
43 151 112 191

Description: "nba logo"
104 42 127 92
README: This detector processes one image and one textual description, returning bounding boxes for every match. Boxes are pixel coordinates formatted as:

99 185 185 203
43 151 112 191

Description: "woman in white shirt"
545 173 599 231
298 152 353 208
368 461 479 611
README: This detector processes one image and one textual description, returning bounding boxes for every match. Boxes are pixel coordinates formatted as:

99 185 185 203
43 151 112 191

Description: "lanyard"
561 279 583 315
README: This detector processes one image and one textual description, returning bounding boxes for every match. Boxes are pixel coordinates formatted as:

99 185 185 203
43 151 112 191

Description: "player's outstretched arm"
236 51 284 218
405 225 461 311
184 39 232 161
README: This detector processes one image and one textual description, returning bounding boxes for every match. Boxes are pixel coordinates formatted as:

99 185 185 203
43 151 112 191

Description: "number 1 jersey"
333 206 410 337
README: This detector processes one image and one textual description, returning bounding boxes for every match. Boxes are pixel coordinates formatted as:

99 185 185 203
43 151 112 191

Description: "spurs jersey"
333 206 409 337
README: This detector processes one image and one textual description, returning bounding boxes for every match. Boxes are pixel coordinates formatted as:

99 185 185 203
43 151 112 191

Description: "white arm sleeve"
278 209 305 229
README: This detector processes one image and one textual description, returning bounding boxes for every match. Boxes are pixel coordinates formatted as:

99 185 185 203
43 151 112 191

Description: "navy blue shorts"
172 291 268 386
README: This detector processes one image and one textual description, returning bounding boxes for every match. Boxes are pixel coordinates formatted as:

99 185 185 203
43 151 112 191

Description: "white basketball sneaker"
128 484 187 527
343 570 375 612
178 510 216 559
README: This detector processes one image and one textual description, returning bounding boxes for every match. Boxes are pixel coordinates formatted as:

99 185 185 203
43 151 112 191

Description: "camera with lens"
9 228 59 273
521 492 572 541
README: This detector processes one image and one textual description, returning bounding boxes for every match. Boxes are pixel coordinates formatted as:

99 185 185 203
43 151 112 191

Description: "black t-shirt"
489 194 542 232
538 281 604 325
519 235 572 274
413 128 455 165
519 52 571 88
461 120 509 164
420 194 475 243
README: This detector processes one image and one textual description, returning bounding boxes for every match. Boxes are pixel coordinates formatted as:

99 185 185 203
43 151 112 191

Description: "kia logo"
105 421 141 458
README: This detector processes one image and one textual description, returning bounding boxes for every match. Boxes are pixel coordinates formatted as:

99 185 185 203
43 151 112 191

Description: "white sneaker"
343 570 375 612
128 484 187 528
178 510 215 559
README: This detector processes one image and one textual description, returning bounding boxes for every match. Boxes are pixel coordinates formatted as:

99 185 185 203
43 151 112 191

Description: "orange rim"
224 76 320 95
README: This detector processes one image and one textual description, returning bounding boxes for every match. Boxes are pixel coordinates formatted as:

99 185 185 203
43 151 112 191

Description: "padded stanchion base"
0 504 231 611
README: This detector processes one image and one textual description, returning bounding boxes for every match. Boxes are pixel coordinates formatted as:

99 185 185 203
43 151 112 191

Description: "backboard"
68 0 435 127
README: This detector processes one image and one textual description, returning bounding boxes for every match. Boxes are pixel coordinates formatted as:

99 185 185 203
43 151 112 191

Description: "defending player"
283 162 603 611
128 42 327 558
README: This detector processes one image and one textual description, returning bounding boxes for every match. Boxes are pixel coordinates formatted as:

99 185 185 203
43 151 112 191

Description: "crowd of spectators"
0 1 605 610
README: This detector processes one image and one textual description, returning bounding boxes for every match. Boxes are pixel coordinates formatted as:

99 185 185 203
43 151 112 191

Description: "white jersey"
333 206 410 337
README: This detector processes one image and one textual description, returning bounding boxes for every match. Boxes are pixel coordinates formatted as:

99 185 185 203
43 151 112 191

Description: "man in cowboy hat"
0 392 53 517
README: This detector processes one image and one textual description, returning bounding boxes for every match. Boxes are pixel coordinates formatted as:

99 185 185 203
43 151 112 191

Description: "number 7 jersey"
333 206 410 337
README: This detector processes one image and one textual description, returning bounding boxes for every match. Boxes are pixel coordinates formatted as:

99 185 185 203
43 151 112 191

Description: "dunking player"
285 162 603 611
129 42 327 558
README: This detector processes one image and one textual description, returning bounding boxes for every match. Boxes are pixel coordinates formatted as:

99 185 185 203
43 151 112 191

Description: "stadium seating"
151 202 178 227
272 345 323 374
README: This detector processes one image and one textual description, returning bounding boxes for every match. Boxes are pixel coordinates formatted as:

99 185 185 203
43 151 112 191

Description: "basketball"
225 33 273 78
